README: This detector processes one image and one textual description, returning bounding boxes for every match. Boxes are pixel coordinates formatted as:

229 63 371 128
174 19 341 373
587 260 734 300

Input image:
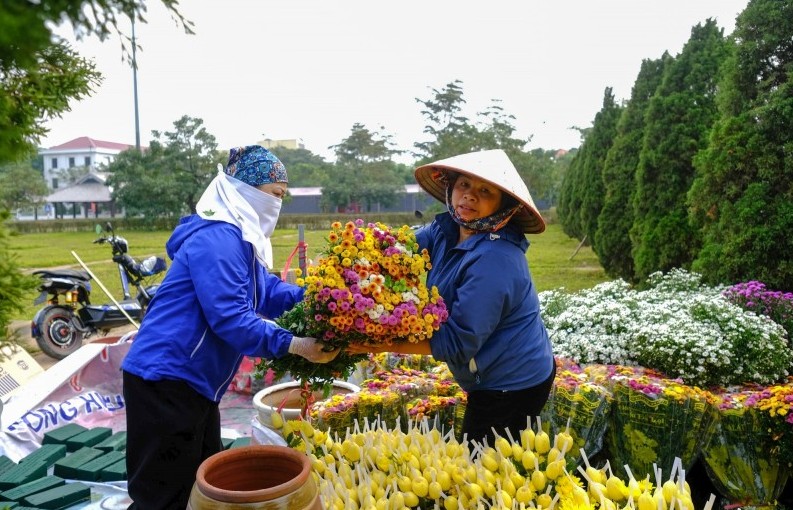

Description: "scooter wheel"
36 308 84 360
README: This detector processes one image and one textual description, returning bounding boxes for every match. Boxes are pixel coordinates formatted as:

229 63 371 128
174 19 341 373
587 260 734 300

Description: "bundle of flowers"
406 394 463 434
747 378 793 467
540 269 792 387
365 352 444 373
371 367 440 399
256 220 448 394
539 359 612 470
307 362 465 435
603 367 714 480
355 381 407 429
700 385 791 507
309 392 360 435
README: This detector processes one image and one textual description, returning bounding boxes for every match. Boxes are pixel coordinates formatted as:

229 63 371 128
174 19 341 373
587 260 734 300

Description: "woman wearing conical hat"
349 149 555 446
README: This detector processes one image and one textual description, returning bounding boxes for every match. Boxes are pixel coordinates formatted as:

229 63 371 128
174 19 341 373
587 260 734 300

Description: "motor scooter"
31 223 167 360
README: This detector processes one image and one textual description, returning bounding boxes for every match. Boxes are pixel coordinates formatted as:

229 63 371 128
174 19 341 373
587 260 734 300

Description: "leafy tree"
414 82 561 210
105 146 182 218
631 20 730 283
513 149 559 206
0 212 37 351
0 162 50 214
0 0 189 348
689 0 793 289
270 147 331 188
55 165 93 187
414 80 480 163
107 115 223 217
155 116 221 213
595 56 668 281
0 0 189 165
477 100 531 155
323 124 404 212
542 148 577 207
1 43 101 165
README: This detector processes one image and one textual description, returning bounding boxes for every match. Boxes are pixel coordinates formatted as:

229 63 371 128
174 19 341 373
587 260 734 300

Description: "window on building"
84 156 91 166
51 158 58 169
52 178 58 189
69 157 75 167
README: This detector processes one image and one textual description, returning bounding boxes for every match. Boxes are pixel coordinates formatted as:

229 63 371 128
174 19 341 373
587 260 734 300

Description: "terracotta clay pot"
187 445 321 510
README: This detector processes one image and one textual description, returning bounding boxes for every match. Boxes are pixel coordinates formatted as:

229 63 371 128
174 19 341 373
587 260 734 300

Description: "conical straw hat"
414 149 546 234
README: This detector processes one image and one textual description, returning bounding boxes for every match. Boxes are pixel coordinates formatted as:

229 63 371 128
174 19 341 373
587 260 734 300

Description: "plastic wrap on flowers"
454 395 467 440
406 395 460 435
351 380 407 431
604 373 714 480
310 393 360 435
370 353 442 372
701 400 790 509
540 368 612 469
752 379 793 469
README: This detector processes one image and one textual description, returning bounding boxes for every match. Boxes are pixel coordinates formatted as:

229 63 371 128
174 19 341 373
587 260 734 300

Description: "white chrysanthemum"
540 269 791 386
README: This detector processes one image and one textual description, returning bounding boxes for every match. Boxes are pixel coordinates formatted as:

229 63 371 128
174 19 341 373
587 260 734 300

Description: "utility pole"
132 16 141 150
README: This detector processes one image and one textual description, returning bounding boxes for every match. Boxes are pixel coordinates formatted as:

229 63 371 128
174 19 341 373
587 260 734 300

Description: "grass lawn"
9 222 607 322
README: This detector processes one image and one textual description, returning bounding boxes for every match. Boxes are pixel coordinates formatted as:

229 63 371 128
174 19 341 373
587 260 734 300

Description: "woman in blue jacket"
121 145 337 509
349 149 555 447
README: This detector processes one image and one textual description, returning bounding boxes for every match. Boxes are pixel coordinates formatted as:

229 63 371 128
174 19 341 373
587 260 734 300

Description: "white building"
39 136 133 190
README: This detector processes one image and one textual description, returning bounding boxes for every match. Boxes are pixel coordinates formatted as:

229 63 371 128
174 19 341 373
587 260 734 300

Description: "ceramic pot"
253 380 359 430
187 445 321 510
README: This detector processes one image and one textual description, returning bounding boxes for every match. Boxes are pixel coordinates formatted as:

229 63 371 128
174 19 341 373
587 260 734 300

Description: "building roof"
44 136 133 152
75 172 108 185
45 181 112 203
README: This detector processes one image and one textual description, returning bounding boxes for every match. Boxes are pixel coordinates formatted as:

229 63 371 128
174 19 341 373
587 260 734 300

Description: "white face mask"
231 178 283 238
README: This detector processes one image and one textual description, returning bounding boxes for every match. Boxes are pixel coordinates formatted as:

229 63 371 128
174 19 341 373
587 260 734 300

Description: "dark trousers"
123 370 222 510
462 362 556 447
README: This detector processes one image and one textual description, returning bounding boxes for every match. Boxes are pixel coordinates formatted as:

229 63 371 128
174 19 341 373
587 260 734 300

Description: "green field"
8 223 607 322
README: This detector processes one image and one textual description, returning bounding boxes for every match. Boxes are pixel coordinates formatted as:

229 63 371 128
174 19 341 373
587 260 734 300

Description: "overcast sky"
42 0 749 163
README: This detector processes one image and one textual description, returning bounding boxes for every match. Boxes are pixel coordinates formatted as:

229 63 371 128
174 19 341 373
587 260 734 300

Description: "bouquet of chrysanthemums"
701 385 791 508
256 220 448 395
603 367 715 480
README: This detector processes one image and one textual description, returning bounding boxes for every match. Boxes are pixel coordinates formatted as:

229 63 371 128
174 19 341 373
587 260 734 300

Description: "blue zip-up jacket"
121 215 304 402
417 213 554 392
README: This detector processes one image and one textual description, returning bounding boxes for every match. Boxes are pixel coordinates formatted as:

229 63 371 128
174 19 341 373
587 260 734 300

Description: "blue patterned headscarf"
224 145 288 187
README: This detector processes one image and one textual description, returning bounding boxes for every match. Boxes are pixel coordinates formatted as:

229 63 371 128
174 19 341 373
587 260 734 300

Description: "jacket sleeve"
429 248 515 367
415 222 437 254
254 267 305 319
185 226 293 359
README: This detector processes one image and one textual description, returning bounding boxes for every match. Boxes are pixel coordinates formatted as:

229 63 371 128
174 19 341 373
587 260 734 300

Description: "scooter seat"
32 269 92 281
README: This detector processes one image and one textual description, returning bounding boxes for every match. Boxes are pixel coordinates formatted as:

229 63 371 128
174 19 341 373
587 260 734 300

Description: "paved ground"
12 319 137 371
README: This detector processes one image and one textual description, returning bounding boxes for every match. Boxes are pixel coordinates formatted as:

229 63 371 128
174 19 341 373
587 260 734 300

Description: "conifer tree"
631 20 730 282
595 55 669 281
689 0 793 289
557 138 587 239
578 88 622 246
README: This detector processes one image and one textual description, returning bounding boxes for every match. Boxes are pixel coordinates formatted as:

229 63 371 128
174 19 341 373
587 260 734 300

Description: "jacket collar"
435 212 529 252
